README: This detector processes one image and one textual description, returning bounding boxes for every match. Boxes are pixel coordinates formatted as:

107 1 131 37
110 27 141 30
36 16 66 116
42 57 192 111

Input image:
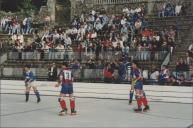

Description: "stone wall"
46 0 193 24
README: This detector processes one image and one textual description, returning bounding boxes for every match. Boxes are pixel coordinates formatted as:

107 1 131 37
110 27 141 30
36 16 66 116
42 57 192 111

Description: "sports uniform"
24 66 40 103
56 63 76 115
131 62 150 112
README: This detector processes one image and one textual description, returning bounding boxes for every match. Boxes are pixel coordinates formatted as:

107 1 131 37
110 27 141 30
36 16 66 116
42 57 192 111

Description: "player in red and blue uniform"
24 65 41 103
131 61 150 112
55 62 76 115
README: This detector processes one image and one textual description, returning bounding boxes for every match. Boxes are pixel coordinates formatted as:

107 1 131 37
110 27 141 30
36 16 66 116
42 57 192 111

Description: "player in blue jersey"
131 61 150 112
24 65 41 103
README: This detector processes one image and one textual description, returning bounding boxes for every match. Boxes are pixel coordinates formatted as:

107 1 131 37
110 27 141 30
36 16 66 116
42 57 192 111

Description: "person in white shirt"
135 7 142 13
159 65 170 85
80 25 86 40
130 7 136 14
18 34 24 43
188 44 193 51
175 4 182 16
65 35 72 46
55 43 65 50
71 27 78 35
121 18 127 26
91 10 96 16
153 33 160 42
150 70 160 82
1 16 7 30
123 6 129 14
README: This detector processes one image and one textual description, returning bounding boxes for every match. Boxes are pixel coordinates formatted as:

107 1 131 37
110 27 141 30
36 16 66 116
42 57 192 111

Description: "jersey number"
64 70 71 80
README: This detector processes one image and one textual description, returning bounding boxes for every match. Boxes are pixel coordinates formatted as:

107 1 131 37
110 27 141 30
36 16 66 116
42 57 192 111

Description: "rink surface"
1 94 193 128
0 80 193 127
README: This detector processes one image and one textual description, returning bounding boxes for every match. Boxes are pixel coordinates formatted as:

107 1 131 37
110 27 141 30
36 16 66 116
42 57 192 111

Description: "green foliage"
19 0 37 16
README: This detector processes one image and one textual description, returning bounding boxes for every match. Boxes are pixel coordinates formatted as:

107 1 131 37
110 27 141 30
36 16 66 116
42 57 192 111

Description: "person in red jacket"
104 63 114 83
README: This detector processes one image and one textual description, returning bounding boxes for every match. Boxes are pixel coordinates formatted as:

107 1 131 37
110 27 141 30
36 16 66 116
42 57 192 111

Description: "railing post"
147 0 154 16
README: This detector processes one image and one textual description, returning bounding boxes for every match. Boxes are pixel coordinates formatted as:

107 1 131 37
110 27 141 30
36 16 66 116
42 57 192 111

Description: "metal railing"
7 50 168 62
0 53 7 65
85 0 147 5
161 52 170 68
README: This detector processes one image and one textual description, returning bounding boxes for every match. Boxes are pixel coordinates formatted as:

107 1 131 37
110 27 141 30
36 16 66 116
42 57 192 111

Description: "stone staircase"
2 15 193 74
168 20 193 71
147 16 193 68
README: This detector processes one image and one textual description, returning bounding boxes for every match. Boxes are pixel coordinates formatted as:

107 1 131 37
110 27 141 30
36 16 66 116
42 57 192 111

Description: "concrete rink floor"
0 94 192 128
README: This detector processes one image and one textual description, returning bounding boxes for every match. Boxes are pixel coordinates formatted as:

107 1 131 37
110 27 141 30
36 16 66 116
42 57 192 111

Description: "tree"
19 0 37 16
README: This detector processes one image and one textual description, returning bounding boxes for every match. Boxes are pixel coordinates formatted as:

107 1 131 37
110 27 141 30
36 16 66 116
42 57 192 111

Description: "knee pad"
34 90 39 93
70 97 75 101
135 94 141 99
135 95 138 99
143 91 146 97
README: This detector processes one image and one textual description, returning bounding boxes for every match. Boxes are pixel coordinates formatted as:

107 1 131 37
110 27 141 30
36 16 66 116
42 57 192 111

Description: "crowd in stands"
155 1 191 17
0 5 176 63
0 2 192 86
14 5 175 61
0 16 34 35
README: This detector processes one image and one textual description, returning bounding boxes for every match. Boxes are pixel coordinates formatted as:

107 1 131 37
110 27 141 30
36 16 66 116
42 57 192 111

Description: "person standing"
131 61 150 112
24 65 41 103
48 63 58 81
55 62 77 116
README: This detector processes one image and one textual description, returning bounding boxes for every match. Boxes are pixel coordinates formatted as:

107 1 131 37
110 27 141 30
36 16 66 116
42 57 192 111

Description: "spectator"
159 65 170 85
103 63 114 83
48 63 58 81
71 60 80 69
180 3 187 16
168 75 178 86
157 3 165 17
175 3 182 16
177 74 186 86
164 2 175 17
186 51 193 66
117 59 126 83
167 38 175 55
185 74 193 86
150 67 160 84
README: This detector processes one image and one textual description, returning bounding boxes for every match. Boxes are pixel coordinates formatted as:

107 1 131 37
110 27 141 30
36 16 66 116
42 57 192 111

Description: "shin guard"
58 98 67 110
141 96 148 106
35 90 40 99
25 92 29 101
136 96 142 108
70 98 75 110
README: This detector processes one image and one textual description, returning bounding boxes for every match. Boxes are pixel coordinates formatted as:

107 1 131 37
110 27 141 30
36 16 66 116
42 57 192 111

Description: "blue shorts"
134 81 143 90
60 84 73 94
